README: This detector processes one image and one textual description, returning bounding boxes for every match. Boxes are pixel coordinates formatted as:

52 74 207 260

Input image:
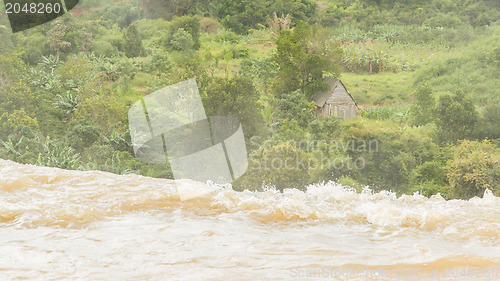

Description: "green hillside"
0 0 498 199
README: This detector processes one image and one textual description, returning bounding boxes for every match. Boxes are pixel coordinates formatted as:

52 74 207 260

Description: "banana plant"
0 136 24 158
37 137 80 170
54 91 79 115
38 55 61 71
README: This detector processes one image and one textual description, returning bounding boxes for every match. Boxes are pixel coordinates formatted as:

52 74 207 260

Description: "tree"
0 25 14 54
103 1 140 28
169 28 194 51
235 141 311 192
446 140 500 199
409 85 435 126
474 104 500 141
215 0 269 34
47 21 71 55
167 16 201 50
123 24 144 58
267 12 292 41
202 76 264 139
275 90 315 128
149 49 173 77
274 21 342 98
434 91 478 143
139 0 206 19
0 55 36 114
271 0 316 24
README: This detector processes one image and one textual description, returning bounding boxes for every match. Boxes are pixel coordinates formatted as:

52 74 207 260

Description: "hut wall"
324 85 356 119
314 83 357 120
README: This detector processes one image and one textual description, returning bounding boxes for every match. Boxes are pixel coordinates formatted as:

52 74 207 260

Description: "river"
0 159 499 280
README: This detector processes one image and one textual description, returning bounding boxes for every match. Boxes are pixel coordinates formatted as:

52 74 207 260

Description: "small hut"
312 76 357 120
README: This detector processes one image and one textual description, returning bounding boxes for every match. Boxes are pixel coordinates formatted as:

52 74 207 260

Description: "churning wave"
1 159 499 237
1 159 500 280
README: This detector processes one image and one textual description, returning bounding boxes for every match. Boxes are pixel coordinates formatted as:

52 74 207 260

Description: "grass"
413 25 500 105
341 71 414 106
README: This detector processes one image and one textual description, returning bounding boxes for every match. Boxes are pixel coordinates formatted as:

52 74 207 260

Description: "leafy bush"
474 104 500 141
123 24 144 58
446 140 500 199
409 86 435 126
229 45 249 59
337 119 441 194
148 49 173 76
200 17 221 34
271 0 316 24
424 13 465 28
100 1 140 28
167 16 201 49
65 120 101 151
408 181 448 198
73 94 128 134
275 91 315 128
216 0 269 34
235 141 311 191
202 76 264 139
213 29 241 43
116 59 138 80
92 40 118 57
0 109 40 139
434 91 478 143
410 161 447 188
169 28 195 51
239 56 278 95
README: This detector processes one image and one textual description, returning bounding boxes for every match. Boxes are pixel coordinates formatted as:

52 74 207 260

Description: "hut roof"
312 76 357 107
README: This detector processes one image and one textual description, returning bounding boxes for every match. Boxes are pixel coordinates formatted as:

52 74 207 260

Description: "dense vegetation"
0 0 499 199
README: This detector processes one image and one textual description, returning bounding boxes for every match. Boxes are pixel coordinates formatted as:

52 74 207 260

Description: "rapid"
0 159 499 280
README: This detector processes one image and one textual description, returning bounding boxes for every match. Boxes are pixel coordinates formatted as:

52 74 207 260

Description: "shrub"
275 91 315 128
336 175 366 193
200 17 221 34
213 29 240 43
410 161 447 188
337 119 441 194
474 104 500 141
236 142 311 191
168 16 201 49
123 24 144 58
169 28 194 51
434 91 478 143
73 94 128 134
424 13 465 28
116 59 137 80
360 106 408 122
202 76 264 139
92 40 118 57
148 49 173 76
65 120 101 151
0 109 40 140
100 1 140 28
409 86 435 126
216 0 269 34
408 181 448 199
230 45 249 59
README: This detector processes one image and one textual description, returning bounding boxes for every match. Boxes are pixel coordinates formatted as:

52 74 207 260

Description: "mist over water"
0 159 499 280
